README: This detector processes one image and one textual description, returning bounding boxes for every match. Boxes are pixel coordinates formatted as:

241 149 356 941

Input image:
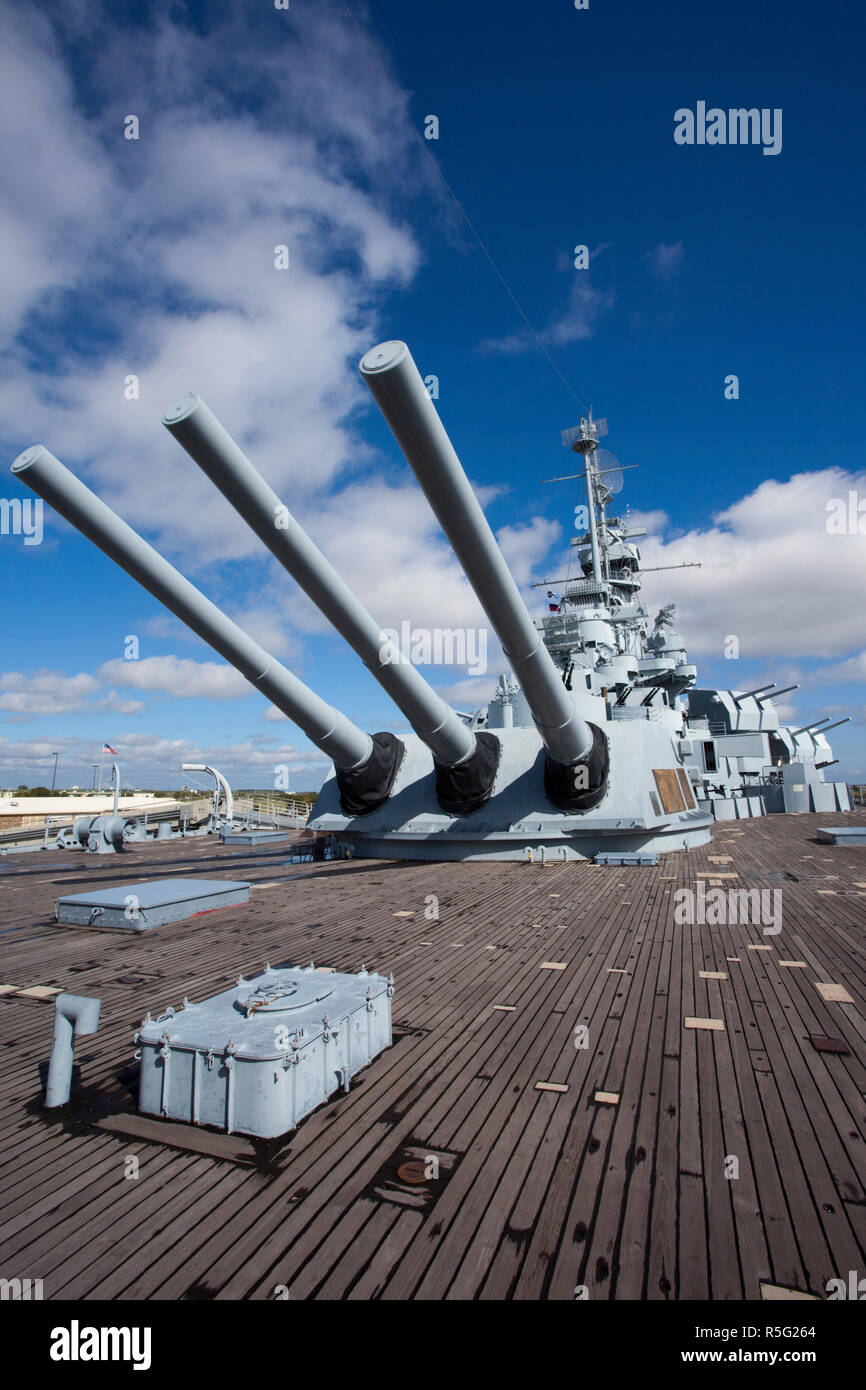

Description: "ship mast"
571 412 603 585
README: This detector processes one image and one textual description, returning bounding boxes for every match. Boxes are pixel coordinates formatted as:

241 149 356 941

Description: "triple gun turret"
12 342 609 817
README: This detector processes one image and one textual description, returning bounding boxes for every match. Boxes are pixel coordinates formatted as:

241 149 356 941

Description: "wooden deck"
1 809 865 1301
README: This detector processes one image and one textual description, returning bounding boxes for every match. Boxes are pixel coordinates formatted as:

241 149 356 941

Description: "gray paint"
136 963 393 1138
55 878 251 930
11 341 851 863
817 826 866 844
309 723 713 860
45 994 101 1107
219 828 287 844
163 395 475 769
11 446 372 772
359 341 593 767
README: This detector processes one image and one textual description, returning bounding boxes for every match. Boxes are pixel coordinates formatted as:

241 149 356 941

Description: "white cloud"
0 7 113 339
262 706 290 723
298 477 491 637
625 467 866 661
223 606 300 662
0 3 568 712
0 661 240 722
625 508 670 536
0 729 330 790
95 692 146 716
497 517 561 586
818 651 866 682
644 241 685 280
97 657 251 700
436 673 500 710
772 699 798 723
480 275 616 356
0 670 99 718
0 1 428 571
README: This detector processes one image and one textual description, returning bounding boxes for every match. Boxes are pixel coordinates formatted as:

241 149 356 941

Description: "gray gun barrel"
791 717 832 735
161 395 475 769
11 446 372 770
734 683 776 702
812 718 850 734
359 341 592 768
756 684 798 702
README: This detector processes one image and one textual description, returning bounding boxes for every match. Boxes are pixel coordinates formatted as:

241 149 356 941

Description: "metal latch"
237 980 334 1016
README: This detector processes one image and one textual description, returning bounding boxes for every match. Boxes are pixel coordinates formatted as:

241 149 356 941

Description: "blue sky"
1 0 864 792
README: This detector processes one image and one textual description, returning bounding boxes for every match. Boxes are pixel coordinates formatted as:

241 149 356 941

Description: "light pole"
91 764 99 792
51 752 60 792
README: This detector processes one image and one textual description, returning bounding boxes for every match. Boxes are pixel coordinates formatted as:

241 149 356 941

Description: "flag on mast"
103 742 118 755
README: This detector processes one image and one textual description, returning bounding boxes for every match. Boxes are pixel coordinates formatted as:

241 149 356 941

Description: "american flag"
103 742 118 755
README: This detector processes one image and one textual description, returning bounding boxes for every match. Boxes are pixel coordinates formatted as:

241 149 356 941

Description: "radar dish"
560 417 608 448
594 448 623 497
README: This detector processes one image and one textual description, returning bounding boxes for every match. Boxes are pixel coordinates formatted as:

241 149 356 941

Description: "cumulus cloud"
293 477 492 638
0 730 330 790
0 670 99 718
97 657 251 700
622 467 866 661
625 508 670 536
0 0 428 568
0 662 227 722
94 692 146 716
1 0 562 716
262 706 291 723
818 652 866 682
0 2 576 728
497 516 561 587
436 673 499 710
0 6 113 341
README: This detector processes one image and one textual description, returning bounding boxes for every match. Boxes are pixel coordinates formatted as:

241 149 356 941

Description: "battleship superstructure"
474 409 852 827
11 342 850 861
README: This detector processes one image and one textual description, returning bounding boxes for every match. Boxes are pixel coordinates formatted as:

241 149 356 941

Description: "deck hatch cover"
136 963 393 1139
238 979 335 1015
55 878 251 931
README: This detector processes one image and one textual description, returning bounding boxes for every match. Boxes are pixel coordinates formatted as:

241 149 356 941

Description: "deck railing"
232 795 310 825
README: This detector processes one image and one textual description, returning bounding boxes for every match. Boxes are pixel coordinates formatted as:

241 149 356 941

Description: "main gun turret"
359 341 609 811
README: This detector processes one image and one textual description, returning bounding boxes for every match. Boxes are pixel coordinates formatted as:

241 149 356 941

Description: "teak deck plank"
0 809 864 1301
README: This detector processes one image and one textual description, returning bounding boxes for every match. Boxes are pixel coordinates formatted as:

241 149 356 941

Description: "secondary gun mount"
360 341 608 812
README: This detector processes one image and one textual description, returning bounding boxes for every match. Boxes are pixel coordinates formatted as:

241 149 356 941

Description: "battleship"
11 341 851 863
0 342 864 1306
